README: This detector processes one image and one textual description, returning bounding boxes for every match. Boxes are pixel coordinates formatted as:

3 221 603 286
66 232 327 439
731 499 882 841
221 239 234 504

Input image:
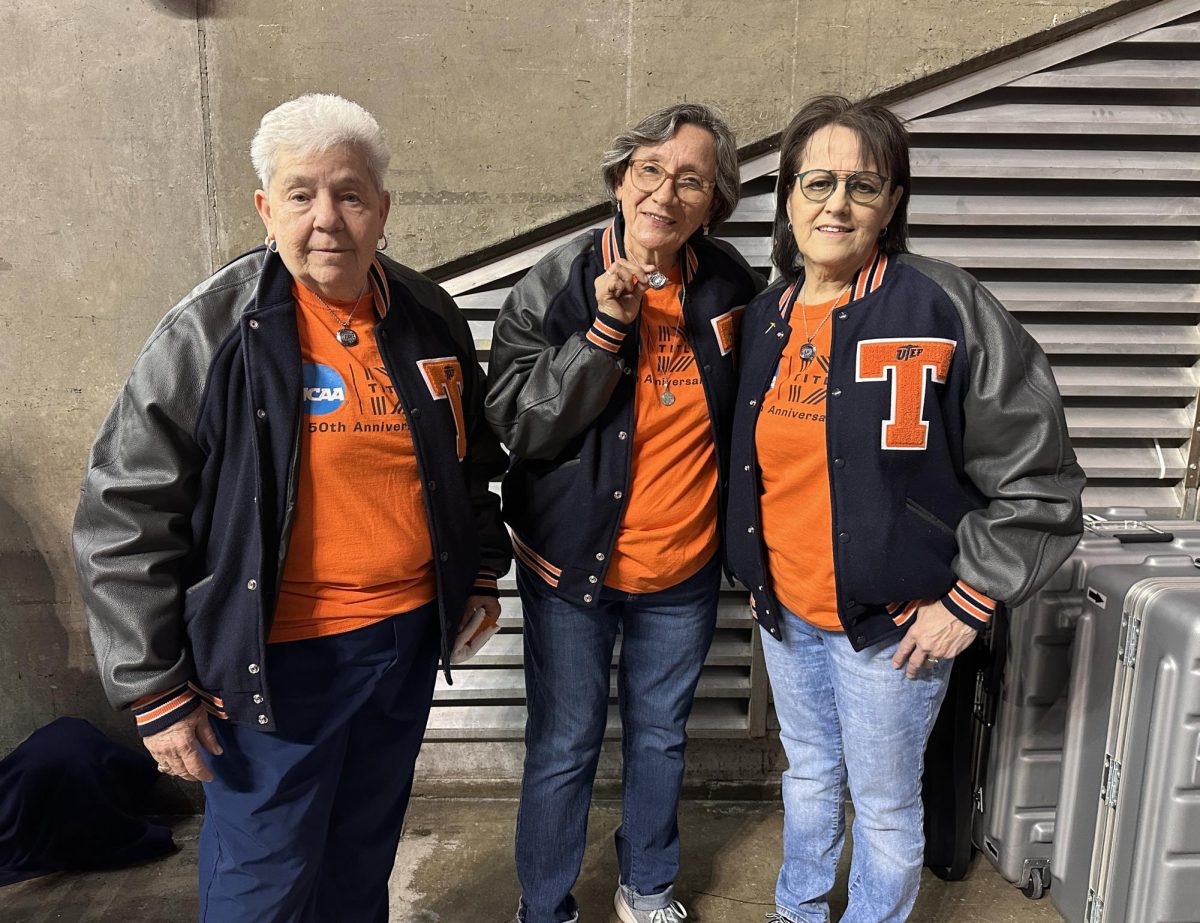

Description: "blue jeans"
198 603 440 923
761 611 952 923
514 556 720 923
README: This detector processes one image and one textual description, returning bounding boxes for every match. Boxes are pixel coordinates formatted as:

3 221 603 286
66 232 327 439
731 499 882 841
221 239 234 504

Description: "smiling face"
254 143 390 301
787 123 902 287
615 123 717 268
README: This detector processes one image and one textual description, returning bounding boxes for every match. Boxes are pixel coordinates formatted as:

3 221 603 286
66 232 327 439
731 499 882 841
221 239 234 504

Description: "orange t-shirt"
754 294 846 631
269 283 437 643
604 268 719 593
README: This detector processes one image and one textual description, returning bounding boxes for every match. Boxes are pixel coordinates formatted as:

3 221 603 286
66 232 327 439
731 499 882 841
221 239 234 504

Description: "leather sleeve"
484 235 628 460
904 255 1085 610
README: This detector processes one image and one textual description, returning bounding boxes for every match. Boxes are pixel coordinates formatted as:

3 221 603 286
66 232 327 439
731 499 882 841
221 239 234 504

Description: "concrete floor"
3 800 1065 923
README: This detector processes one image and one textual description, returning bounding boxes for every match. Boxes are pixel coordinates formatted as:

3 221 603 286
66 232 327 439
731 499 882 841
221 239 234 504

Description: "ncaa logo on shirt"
302 363 346 416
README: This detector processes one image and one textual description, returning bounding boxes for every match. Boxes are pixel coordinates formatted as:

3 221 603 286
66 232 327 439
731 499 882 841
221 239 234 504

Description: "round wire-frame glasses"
794 169 890 205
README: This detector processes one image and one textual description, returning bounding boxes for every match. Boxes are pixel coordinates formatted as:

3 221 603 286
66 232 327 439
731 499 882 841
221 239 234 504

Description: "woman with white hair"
73 93 511 921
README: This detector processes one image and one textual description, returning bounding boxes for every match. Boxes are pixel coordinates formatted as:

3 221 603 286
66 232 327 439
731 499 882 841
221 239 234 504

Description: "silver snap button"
246 579 257 590
589 576 598 584
744 465 751 471
249 319 260 329
252 694 264 704
747 526 755 534
583 594 593 603
256 409 266 419
257 715 269 725
837 312 847 320
618 431 628 440
749 399 757 406
595 552 605 561
248 663 260 674
439 552 449 562
613 490 623 500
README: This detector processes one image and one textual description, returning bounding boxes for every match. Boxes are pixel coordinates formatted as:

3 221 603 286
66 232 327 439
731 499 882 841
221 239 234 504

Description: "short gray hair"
600 103 740 229
250 93 390 193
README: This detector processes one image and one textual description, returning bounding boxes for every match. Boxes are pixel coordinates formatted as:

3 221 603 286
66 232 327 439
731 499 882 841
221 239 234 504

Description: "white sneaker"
613 887 688 923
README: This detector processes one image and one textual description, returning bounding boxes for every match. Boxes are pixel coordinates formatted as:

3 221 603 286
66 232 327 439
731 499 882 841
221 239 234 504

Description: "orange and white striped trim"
886 599 923 627
511 531 563 588
472 566 501 595
586 315 628 354
777 246 890 320
600 225 699 284
942 579 997 629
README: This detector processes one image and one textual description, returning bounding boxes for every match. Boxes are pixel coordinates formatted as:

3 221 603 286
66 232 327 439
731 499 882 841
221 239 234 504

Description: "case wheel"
1021 866 1046 900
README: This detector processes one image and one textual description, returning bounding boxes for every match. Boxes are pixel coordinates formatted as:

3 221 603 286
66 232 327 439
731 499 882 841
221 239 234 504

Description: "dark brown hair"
772 95 911 281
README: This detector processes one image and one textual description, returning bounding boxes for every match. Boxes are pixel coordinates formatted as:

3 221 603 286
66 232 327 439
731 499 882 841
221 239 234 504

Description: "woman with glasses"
486 103 763 923
725 95 1084 923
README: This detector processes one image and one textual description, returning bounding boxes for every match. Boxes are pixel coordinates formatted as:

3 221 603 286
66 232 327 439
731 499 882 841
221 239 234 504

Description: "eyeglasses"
794 169 890 205
626 159 715 204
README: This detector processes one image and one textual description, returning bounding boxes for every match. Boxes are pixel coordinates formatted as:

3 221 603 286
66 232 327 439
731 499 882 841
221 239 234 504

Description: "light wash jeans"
514 556 720 923
761 610 952 923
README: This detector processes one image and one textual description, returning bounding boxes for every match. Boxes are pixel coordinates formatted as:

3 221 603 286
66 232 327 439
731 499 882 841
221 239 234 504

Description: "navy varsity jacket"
74 249 511 735
485 219 764 603
725 250 1085 651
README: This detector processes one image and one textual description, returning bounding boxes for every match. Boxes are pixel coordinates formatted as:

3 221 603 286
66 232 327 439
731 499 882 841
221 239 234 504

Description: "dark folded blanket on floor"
0 717 175 886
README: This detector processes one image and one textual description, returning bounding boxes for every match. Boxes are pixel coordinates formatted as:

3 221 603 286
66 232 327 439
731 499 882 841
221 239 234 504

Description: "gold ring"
925 656 940 665
157 763 170 773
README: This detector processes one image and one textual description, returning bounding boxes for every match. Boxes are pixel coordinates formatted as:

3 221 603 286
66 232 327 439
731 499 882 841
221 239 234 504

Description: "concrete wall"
0 0 1123 762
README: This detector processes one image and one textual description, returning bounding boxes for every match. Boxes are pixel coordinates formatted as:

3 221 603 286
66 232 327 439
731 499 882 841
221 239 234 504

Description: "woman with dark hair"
486 102 763 923
725 95 1084 922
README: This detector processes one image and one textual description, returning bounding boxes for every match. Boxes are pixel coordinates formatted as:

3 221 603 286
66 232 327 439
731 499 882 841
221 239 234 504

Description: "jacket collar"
776 246 890 317
252 247 393 318
598 213 700 285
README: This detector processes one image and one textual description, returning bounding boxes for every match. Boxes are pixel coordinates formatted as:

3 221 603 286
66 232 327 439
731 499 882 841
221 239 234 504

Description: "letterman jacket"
484 218 764 603
726 249 1084 651
73 248 512 736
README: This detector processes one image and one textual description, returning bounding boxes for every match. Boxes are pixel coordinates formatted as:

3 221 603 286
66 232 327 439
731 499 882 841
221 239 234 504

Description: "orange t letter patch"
417 357 467 461
855 338 956 450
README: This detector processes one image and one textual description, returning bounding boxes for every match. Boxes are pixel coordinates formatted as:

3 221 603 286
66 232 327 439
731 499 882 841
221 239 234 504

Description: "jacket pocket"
905 498 956 537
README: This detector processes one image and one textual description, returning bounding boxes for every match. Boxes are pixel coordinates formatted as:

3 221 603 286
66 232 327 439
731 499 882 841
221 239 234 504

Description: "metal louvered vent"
429 2 1200 740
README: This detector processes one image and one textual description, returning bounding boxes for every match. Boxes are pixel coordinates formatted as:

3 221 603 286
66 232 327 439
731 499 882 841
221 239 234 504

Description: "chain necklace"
313 285 369 347
797 282 852 364
644 287 688 407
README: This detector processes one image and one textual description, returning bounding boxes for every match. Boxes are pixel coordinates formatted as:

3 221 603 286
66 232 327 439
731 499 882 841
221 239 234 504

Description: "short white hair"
250 93 390 193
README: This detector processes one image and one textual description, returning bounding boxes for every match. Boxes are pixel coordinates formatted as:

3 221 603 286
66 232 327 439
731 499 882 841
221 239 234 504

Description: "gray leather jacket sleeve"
903 254 1085 606
484 235 625 459
72 269 247 710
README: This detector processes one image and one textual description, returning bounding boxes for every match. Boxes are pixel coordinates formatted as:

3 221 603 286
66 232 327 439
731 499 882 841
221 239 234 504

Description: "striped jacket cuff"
131 683 202 738
584 313 630 354
941 579 997 630
131 681 228 737
471 566 501 597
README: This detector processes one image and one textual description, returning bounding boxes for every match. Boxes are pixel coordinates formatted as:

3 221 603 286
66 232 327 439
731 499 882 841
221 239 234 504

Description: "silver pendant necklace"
646 271 669 290
314 285 369 347
652 290 686 407
797 282 851 364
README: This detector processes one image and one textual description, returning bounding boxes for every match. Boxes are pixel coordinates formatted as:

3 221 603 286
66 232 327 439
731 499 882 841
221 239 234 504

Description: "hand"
143 707 223 783
891 598 978 679
594 257 654 325
451 595 502 664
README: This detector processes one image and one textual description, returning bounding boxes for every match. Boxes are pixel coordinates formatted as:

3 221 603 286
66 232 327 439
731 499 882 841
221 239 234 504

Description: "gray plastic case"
973 521 1200 899
1051 558 1200 923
